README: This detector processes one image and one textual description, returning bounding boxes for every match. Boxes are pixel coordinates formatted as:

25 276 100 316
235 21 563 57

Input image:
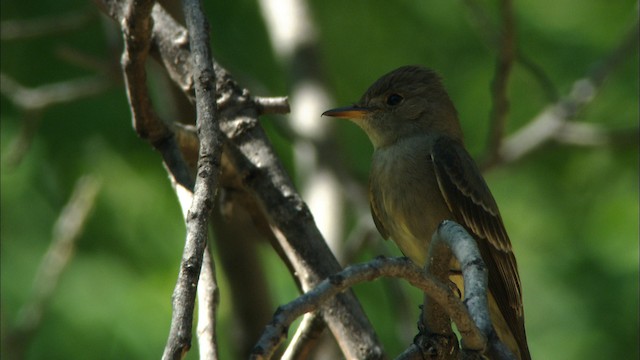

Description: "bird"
322 65 530 359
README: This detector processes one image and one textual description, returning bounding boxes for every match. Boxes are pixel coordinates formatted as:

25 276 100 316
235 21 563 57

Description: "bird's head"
323 65 463 149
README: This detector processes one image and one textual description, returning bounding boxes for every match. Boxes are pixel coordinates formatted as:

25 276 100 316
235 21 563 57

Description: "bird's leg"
415 294 460 359
415 244 461 359
422 240 456 335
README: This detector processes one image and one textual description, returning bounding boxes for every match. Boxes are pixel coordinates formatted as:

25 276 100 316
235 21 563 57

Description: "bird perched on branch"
323 65 530 359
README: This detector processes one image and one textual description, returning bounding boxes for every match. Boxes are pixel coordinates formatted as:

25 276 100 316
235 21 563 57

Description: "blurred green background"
1 0 638 359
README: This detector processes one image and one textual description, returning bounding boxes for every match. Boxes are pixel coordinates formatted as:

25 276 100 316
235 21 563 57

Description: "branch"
220 104 382 359
5 176 101 358
98 2 381 358
488 21 640 168
171 166 223 360
0 73 112 167
460 0 559 102
258 0 347 259
197 248 220 360
431 221 515 360
252 255 484 360
251 221 517 359
162 0 223 357
0 10 95 40
0 73 110 111
211 190 275 358
119 0 194 190
485 0 516 164
249 257 456 359
412 220 510 360
254 96 291 115
281 312 326 360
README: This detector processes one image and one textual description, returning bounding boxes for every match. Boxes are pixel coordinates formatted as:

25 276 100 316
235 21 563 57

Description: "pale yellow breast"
369 136 453 266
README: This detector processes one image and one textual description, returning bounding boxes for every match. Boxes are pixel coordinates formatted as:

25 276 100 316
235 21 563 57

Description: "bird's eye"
386 93 403 106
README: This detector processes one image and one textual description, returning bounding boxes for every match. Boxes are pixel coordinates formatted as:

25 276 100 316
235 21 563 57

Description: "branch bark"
485 0 516 164
487 20 640 169
162 0 223 357
249 257 457 360
197 248 220 360
431 221 515 360
5 176 101 359
251 254 484 360
98 1 382 358
252 221 517 360
219 99 382 359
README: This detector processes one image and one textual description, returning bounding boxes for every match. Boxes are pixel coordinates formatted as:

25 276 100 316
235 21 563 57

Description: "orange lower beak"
322 106 369 120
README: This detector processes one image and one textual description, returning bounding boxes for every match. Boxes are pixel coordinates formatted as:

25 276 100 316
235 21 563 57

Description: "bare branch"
484 20 640 169
259 0 346 259
5 176 101 358
0 10 94 40
460 0 559 102
485 0 516 164
430 222 488 354
259 216 523 360
162 0 223 357
0 74 112 167
197 248 220 360
432 222 516 360
281 312 326 360
0 73 110 111
210 190 274 358
98 2 381 358
220 111 382 359
119 0 194 190
251 256 482 360
254 96 290 115
170 163 222 360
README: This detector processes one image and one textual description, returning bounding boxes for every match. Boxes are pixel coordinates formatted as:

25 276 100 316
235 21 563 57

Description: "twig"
488 21 640 168
98 2 382 358
221 113 383 359
170 161 221 360
0 10 94 40
2 111 41 168
211 191 275 358
5 176 101 359
251 256 480 360
281 312 326 360
161 5 381 359
119 0 193 190
0 73 110 111
516 54 559 102
0 73 112 167
254 96 290 115
258 0 346 259
197 248 220 360
485 0 516 164
402 221 515 360
55 45 115 74
430 221 493 355
417 220 492 359
460 0 559 102
162 0 223 358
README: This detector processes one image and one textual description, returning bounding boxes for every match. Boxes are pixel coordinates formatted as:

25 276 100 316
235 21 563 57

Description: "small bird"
323 65 530 359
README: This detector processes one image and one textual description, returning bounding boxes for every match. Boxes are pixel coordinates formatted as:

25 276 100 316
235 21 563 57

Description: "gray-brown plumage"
323 65 530 359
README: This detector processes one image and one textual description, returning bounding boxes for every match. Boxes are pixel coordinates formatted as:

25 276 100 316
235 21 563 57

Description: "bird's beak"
322 105 369 120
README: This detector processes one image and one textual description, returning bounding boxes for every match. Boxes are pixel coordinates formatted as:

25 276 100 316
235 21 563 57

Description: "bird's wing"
369 182 390 240
431 136 529 358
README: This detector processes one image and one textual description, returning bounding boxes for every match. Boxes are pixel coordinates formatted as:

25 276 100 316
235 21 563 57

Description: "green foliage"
1 0 637 359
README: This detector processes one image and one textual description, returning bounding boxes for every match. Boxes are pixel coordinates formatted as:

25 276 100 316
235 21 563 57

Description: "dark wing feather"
431 137 529 359
369 182 390 240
